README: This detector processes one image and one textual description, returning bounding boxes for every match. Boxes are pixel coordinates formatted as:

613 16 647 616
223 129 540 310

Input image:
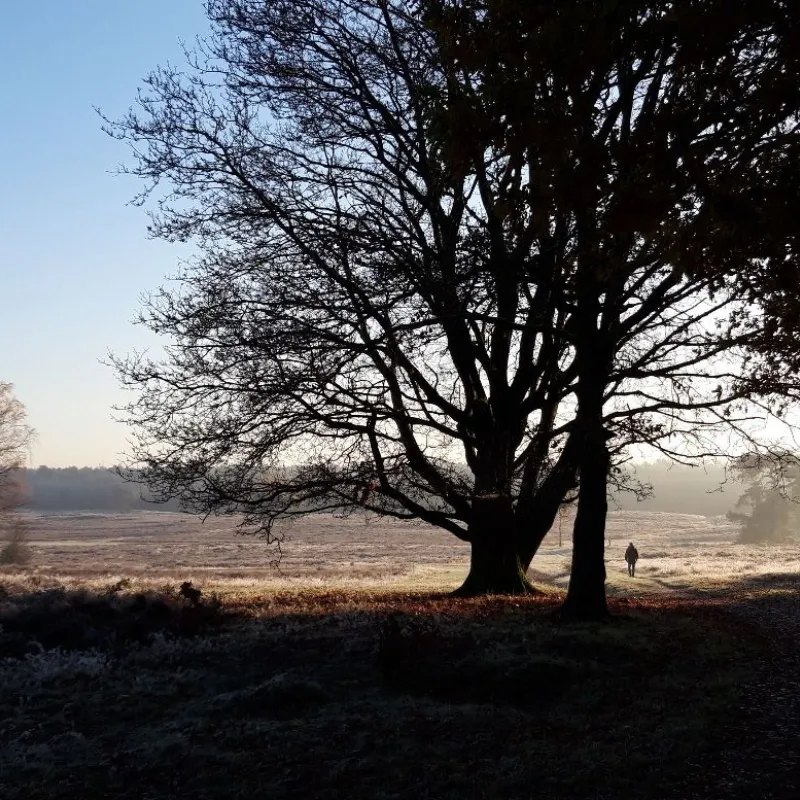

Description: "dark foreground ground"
2 573 800 799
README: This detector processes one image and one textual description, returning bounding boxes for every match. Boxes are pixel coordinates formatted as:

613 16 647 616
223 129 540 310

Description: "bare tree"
106 0 589 595
107 1 800 609
0 383 35 565
0 383 34 502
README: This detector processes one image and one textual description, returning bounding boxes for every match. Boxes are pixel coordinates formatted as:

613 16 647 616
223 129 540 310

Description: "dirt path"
528 565 800 797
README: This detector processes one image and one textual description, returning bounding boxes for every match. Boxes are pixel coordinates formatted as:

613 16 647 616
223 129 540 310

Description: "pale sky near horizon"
1 1 209 467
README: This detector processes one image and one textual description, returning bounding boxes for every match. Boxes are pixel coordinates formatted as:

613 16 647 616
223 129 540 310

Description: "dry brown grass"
17 508 800 596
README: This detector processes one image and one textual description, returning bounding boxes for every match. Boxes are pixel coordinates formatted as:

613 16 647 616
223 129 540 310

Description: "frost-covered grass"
16 508 800 596
2 509 800 798
634 545 800 587
532 511 800 596
0 581 753 800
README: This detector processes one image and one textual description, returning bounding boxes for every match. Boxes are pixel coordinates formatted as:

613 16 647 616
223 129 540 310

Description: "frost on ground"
2 510 800 799
6 508 800 597
0 585 757 800
536 510 800 596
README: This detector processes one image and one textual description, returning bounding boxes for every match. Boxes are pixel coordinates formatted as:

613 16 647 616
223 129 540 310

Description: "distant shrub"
727 454 800 543
0 517 33 566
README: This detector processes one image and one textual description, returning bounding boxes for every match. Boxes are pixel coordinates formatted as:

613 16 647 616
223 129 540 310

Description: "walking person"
625 542 639 577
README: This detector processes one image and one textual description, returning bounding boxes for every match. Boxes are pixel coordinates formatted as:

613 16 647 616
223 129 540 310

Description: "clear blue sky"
1 1 209 467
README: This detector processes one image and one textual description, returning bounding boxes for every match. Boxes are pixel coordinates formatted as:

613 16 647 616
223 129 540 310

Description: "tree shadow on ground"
0 578 759 800
711 571 800 593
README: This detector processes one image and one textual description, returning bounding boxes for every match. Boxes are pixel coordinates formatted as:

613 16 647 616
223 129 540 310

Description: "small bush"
106 578 132 594
0 517 33 566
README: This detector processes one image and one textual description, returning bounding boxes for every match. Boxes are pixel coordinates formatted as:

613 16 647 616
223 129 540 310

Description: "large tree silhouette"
109 1 800 609
425 0 800 616
108 0 589 595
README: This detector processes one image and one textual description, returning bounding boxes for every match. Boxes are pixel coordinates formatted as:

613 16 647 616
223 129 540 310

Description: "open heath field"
3 510 800 800
8 507 799 596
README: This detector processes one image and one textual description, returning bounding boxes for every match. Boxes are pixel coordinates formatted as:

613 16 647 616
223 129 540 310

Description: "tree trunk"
560 419 611 620
560 294 612 621
454 493 536 596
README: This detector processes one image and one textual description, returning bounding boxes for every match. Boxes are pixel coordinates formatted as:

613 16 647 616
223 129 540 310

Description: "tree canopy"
423 0 800 614
108 0 590 596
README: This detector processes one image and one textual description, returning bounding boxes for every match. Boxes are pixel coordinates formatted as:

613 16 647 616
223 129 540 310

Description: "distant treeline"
19 461 744 517
21 467 184 513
